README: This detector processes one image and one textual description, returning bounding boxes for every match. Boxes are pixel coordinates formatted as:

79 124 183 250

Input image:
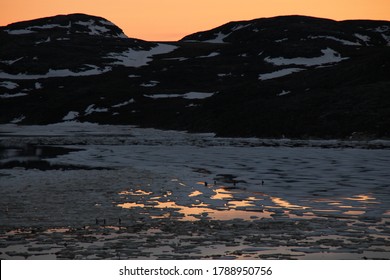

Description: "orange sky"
1 0 389 41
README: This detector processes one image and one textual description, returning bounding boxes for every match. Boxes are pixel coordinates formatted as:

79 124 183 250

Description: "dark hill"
1 14 390 139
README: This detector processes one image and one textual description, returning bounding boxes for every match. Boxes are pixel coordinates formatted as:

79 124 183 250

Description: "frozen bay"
1 123 390 259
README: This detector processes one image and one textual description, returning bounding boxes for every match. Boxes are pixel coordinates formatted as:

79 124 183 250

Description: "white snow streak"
145 92 214 100
0 65 111 80
354 33 371 44
0 93 28 99
197 52 220 58
258 68 304 80
84 105 108 115
112 99 135 108
5 29 36 35
277 90 290 96
106 44 178 68
62 111 79 121
205 32 230 43
140 81 160 87
308 35 361 46
265 48 348 67
9 115 25 124
0 57 23 65
0 81 19 89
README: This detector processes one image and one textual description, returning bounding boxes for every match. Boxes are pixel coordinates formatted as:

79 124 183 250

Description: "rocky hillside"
1 14 390 138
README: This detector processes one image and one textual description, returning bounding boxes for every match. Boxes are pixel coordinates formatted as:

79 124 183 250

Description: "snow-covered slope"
3 14 127 38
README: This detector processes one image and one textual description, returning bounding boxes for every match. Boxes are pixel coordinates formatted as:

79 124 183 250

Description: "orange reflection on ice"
345 194 378 203
227 200 253 208
117 202 145 208
270 197 309 210
343 210 366 216
118 190 152 196
189 190 203 197
117 197 268 221
211 188 234 200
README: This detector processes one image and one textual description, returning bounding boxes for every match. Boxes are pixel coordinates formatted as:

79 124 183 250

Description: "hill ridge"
1 14 390 139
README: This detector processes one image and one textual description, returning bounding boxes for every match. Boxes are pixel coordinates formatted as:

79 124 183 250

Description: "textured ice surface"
1 123 389 259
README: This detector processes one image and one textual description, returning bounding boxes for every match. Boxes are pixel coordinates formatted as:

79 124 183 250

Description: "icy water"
0 123 390 259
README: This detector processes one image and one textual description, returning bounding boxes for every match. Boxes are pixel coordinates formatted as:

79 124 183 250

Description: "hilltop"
1 14 390 138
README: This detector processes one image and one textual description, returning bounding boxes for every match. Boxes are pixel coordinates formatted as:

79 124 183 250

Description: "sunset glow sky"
1 0 389 41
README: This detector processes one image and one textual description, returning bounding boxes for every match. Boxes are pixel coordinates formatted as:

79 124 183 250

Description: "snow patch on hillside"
112 99 135 108
354 33 371 44
5 20 126 38
205 32 230 43
9 115 25 124
5 29 36 35
5 23 70 35
231 24 251 31
74 20 126 38
140 81 160 87
36 37 51 45
0 65 111 80
0 81 19 89
62 111 79 121
0 57 23 65
85 105 108 115
145 92 214 100
197 52 220 58
258 68 304 80
106 44 178 68
0 93 28 99
265 48 348 67
278 90 291 96
308 35 361 46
